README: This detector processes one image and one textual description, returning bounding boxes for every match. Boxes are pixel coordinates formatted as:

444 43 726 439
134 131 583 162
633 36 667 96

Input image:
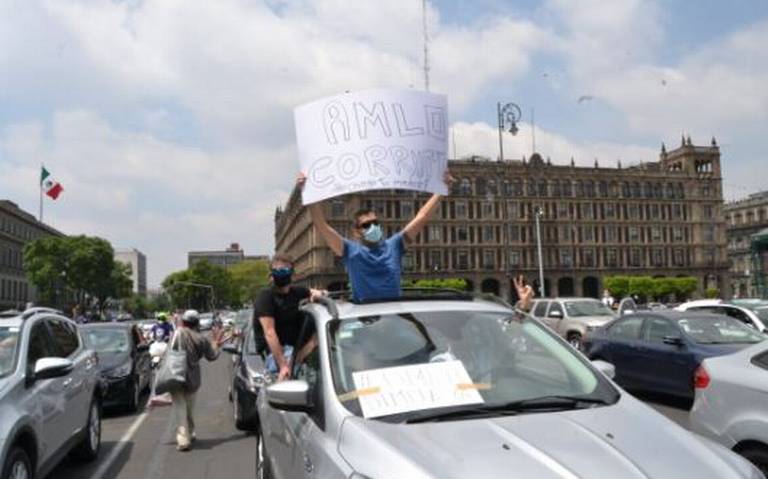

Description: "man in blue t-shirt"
298 171 453 303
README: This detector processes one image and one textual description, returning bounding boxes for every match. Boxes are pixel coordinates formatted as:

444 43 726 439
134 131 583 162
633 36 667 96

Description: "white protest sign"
351 360 484 419
294 89 449 205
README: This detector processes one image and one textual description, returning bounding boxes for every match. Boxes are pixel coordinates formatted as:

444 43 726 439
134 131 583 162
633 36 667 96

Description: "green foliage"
402 278 469 291
705 287 720 299
23 235 132 310
229 260 270 304
604 275 699 301
162 260 239 310
123 294 149 318
147 293 172 313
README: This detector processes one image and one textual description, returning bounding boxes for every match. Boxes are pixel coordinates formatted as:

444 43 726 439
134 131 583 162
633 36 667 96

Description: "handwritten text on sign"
294 89 449 204
351 360 483 419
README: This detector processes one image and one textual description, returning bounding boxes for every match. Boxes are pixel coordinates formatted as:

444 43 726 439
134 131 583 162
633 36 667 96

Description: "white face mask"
362 223 383 243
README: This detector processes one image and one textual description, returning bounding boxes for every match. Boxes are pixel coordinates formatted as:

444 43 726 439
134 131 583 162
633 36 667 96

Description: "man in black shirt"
254 254 323 381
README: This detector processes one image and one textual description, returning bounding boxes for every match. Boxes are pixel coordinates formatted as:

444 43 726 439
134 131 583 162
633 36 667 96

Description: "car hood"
97 352 131 371
338 395 754 478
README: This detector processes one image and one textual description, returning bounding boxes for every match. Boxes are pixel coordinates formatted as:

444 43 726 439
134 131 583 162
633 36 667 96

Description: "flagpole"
39 164 44 223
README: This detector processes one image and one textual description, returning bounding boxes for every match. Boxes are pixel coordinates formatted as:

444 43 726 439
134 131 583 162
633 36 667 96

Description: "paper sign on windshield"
294 89 449 205
351 360 483 419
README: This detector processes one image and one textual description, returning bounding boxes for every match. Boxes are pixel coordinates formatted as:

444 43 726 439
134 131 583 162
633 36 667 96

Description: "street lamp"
534 206 546 297
497 102 521 161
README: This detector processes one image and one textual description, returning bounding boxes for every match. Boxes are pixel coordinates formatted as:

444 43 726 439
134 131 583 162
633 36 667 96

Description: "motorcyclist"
151 312 174 343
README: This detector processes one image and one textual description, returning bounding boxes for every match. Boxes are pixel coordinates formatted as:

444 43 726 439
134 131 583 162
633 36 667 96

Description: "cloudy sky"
1 0 767 287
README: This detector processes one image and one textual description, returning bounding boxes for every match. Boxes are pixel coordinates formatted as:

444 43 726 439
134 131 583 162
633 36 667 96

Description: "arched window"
527 180 537 197
487 179 498 195
476 178 487 196
459 178 472 195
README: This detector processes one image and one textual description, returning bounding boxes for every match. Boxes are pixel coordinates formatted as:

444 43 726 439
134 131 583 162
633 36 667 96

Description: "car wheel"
2 447 33 479
72 400 101 461
567 333 583 350
257 434 272 479
233 388 251 431
738 445 768 476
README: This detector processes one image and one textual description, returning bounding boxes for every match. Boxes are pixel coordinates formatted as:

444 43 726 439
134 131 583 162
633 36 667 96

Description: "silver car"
690 342 768 475
530 297 616 349
677 300 768 333
0 308 102 479
256 295 763 479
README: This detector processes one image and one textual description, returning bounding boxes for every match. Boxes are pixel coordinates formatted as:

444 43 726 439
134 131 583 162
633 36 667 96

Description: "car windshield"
82 329 131 353
0 327 20 377
564 301 614 317
328 310 618 422
677 316 766 344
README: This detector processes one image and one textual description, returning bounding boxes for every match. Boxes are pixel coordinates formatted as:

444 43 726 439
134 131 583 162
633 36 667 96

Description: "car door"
25 319 71 461
602 315 645 387
634 317 693 396
47 317 93 437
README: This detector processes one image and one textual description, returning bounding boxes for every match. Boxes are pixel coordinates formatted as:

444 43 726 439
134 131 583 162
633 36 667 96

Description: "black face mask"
273 274 292 287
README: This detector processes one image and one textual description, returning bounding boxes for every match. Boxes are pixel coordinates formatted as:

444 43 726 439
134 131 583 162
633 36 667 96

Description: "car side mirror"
266 380 310 412
663 335 684 346
222 344 240 355
591 360 616 379
33 357 74 381
549 310 563 319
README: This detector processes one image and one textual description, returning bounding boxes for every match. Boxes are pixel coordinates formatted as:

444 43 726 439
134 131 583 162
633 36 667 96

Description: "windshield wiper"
405 395 610 424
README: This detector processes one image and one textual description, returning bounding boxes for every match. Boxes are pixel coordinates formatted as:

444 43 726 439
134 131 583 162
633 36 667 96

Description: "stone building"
275 136 728 302
725 191 768 298
0 200 65 310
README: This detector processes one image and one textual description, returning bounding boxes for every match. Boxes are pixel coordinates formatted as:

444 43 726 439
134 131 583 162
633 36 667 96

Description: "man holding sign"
297 171 453 303
294 89 455 303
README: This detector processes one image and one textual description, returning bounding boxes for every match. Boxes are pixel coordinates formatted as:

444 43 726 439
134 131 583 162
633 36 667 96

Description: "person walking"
171 309 225 451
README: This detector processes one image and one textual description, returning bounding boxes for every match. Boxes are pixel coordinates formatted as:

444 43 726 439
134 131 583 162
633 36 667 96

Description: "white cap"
182 309 199 322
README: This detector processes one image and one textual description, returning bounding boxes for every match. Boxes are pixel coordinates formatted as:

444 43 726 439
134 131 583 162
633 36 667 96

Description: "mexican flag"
41 167 64 200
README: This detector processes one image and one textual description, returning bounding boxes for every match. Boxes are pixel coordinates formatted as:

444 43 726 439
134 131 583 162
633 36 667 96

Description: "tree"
23 236 70 307
671 277 698 301
162 260 238 310
229 259 270 304
705 287 720 299
402 278 469 290
123 294 149 318
604 276 630 299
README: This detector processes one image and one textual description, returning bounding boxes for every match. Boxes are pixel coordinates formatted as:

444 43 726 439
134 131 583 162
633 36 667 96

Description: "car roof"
621 310 730 321
306 297 512 325
678 299 723 308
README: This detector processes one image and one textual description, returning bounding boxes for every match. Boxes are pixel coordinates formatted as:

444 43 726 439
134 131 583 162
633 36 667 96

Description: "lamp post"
497 102 521 161
534 206 545 297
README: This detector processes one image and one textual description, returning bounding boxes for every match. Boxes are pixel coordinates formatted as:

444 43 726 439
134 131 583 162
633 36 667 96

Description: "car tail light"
694 365 710 389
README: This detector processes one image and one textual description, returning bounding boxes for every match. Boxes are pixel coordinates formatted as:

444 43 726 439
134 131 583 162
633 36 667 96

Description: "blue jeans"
265 345 294 375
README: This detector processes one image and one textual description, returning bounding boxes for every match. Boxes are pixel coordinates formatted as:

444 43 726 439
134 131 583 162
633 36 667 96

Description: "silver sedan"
691 342 768 476
257 297 765 479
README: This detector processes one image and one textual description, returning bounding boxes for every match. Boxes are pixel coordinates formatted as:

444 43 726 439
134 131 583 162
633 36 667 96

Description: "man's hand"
309 288 328 302
443 170 456 190
211 325 227 346
278 362 292 382
513 275 534 312
297 172 307 191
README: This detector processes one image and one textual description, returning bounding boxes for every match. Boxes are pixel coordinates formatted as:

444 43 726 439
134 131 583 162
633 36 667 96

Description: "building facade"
275 137 729 302
0 200 65 310
188 243 268 269
725 191 768 298
114 247 148 296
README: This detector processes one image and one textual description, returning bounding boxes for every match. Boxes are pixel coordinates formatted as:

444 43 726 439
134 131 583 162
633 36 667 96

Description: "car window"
751 351 768 371
547 302 564 317
608 317 643 340
27 321 56 367
676 316 765 345
564 300 614 317
48 319 80 358
532 301 549 317
0 327 20 377
721 307 752 326
82 329 131 354
644 318 678 343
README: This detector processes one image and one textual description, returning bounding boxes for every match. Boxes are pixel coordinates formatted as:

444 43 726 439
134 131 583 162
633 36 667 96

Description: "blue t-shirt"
343 232 405 302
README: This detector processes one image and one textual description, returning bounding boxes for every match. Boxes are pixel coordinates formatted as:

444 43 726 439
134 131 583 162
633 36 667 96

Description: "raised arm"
402 170 454 242
298 173 344 256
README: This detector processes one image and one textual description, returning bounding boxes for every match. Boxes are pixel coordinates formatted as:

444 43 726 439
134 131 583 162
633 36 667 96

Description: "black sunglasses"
357 219 379 230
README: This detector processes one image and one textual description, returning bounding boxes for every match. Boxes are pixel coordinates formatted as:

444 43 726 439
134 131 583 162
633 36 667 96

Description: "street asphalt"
47 353 692 479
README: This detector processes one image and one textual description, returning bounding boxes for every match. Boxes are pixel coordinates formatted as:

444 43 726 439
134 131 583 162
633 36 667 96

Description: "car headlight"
106 363 132 378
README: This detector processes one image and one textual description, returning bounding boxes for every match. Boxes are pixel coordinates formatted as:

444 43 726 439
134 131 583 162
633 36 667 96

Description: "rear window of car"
532 301 549 317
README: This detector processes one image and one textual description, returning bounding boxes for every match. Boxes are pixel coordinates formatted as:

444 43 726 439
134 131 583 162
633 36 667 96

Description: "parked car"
80 323 152 412
584 311 766 400
0 307 102 479
529 297 616 349
256 293 763 479
198 313 214 331
690 342 768 475
233 308 253 336
677 299 768 333
223 324 265 431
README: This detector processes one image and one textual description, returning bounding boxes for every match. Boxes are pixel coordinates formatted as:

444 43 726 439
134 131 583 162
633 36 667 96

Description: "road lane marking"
91 410 150 479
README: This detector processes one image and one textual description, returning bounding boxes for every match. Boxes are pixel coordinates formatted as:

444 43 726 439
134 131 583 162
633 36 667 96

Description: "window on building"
402 252 415 271
631 182 641 198
538 180 548 197
527 180 537 196
483 250 495 270
605 226 617 243
560 226 573 242
629 248 642 267
652 248 664 267
552 180 562 197
703 225 715 242
482 225 494 242
482 202 494 218
509 251 520 267
476 178 487 196
650 204 660 219
598 181 608 197
560 249 573 267
672 226 683 242
487 179 498 195
628 226 640 242
557 203 569 219
456 251 469 270
581 203 593 219
673 248 685 267
457 227 469 242
459 178 472 195
704 248 716 266
401 201 414 218
604 203 616 219
703 205 714 220
582 226 594 242
582 249 595 267
507 202 519 219
456 201 468 219
428 225 442 242
428 250 442 270
562 181 572 197
330 200 345 218
605 249 618 267
651 226 662 242
509 225 520 242
701 185 711 197
575 181 584 197
628 204 640 219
